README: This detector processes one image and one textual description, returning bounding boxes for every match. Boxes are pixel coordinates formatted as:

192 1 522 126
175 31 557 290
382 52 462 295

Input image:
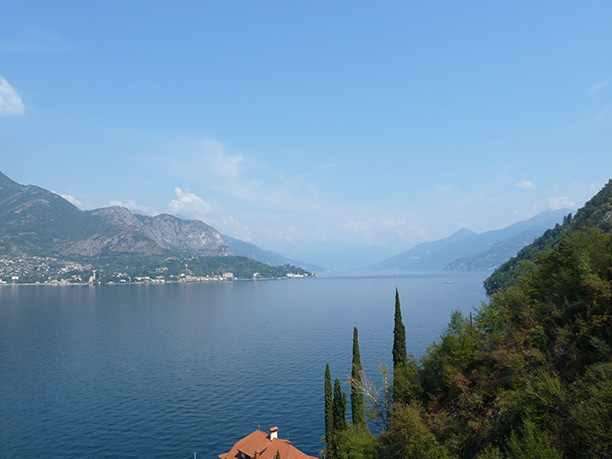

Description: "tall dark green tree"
275 450 281 459
392 289 409 404
351 327 366 427
333 377 348 432
342 391 348 426
332 377 348 453
324 363 333 451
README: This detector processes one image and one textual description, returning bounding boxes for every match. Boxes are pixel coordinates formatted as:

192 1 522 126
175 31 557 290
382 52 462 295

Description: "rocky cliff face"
58 206 233 257
0 171 232 258
135 213 230 256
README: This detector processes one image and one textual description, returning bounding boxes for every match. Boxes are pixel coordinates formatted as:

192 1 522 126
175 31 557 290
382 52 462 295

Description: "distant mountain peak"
0 171 23 201
366 211 565 272
449 227 477 239
0 170 18 185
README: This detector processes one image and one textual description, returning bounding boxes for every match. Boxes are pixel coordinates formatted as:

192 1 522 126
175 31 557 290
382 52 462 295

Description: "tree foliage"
335 425 379 459
351 327 366 427
392 289 410 404
485 177 612 294
334 227 612 457
325 377 348 458
324 363 333 452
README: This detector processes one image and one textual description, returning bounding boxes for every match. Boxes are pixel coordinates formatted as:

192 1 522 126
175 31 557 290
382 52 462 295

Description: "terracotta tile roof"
218 428 317 459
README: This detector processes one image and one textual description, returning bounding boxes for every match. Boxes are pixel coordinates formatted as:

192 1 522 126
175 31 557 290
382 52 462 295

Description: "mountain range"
0 170 320 271
366 209 570 272
0 169 576 274
0 170 232 258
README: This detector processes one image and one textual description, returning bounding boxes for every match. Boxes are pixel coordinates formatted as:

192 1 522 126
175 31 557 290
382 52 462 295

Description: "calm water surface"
0 272 489 458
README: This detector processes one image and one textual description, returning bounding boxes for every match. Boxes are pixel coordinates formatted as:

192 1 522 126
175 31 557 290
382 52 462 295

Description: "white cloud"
214 214 252 241
165 187 252 239
201 138 243 184
161 137 263 200
516 180 536 191
548 196 575 210
0 77 25 116
589 76 612 95
109 200 159 216
168 187 212 218
60 194 83 207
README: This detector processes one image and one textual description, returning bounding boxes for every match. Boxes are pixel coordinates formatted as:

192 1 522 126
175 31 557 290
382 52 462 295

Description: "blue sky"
2 1 612 267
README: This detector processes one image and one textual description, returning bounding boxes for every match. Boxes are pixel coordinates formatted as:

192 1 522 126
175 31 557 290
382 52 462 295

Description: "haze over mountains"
0 170 321 271
0 170 570 273
221 234 322 272
366 209 570 272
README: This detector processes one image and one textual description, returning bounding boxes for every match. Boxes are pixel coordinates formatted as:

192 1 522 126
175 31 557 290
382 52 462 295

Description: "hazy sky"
2 1 612 266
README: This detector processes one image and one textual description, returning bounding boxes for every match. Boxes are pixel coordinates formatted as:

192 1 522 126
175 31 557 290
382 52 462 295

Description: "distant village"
0 256 310 285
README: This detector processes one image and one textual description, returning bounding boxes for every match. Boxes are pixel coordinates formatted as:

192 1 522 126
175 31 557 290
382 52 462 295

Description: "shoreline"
0 275 314 288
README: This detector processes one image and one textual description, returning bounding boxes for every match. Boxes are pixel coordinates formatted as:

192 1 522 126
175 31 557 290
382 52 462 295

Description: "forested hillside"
324 180 612 458
485 178 612 294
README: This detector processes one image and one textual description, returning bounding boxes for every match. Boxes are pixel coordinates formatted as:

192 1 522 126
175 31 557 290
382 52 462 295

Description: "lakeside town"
0 255 311 286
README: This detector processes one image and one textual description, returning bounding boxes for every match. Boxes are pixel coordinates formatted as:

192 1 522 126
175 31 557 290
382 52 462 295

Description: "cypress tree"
392 288 409 403
328 378 347 458
351 327 366 427
275 451 281 459
324 363 333 450
333 378 346 431
342 391 347 427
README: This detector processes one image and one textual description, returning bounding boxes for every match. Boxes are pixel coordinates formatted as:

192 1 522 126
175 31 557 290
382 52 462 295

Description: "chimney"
269 426 278 441
254 451 260 459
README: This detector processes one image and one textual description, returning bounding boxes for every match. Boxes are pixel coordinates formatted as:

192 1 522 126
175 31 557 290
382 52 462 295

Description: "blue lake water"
0 272 489 458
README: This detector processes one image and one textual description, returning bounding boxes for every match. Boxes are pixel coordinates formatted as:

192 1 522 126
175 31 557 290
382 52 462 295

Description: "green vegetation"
0 171 313 284
485 177 612 294
85 254 310 282
1 254 311 284
324 364 333 452
326 377 348 457
351 327 366 427
326 223 612 456
392 289 409 404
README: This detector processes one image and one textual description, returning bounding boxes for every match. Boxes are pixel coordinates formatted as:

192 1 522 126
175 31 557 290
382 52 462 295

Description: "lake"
0 272 489 458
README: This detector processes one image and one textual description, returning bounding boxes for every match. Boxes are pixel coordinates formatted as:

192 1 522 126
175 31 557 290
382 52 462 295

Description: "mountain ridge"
367 209 569 272
0 171 231 258
485 178 612 293
444 228 558 271
221 234 323 271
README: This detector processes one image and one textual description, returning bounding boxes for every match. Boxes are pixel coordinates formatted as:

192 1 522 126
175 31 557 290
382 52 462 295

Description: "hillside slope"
0 171 231 258
369 210 566 272
334 180 612 459
445 228 554 271
485 178 612 294
222 234 322 271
